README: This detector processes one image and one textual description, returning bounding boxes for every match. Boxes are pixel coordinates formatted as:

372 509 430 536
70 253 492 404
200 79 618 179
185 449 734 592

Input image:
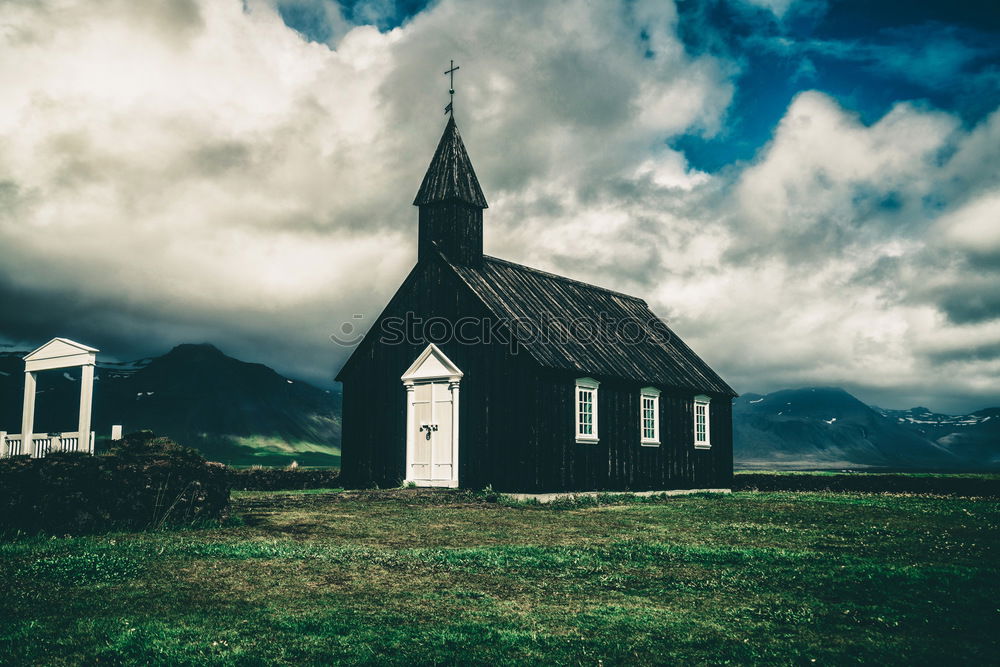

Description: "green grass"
232 487 344 496
1 489 997 665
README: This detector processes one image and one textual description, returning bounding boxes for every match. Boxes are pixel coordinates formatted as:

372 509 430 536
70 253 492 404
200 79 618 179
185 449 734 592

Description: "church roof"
443 254 736 396
413 116 489 209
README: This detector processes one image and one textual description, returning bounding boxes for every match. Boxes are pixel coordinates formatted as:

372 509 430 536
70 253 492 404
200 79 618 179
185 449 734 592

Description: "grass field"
734 470 1000 478
1 489 997 665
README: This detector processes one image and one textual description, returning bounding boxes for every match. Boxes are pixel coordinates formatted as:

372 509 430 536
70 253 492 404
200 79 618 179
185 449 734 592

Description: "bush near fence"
0 432 230 535
227 467 341 491
734 473 1000 497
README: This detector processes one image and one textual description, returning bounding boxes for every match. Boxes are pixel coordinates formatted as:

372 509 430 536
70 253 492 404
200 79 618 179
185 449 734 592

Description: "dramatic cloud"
697 96 1000 411
0 0 997 412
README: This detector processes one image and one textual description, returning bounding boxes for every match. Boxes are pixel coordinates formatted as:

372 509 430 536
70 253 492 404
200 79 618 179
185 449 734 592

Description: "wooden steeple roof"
413 115 488 209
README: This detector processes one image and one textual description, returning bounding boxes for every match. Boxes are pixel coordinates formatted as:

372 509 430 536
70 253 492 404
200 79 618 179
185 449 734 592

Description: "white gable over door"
400 343 463 383
24 337 99 372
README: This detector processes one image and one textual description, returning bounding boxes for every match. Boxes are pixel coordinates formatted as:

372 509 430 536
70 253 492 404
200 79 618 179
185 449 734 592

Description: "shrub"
0 433 230 536
227 467 341 491
104 430 208 466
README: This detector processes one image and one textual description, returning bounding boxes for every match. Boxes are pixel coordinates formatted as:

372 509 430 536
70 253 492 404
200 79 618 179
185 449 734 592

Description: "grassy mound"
0 432 229 535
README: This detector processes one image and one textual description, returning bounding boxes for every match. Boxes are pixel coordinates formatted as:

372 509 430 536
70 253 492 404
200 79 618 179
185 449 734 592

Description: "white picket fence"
1 431 94 458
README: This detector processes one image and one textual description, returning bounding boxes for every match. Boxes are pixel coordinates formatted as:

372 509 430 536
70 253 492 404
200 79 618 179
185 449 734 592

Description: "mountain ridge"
734 387 997 470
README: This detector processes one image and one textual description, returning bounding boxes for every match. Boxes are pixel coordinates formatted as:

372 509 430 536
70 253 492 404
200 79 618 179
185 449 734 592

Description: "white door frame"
401 343 462 488
7 338 99 458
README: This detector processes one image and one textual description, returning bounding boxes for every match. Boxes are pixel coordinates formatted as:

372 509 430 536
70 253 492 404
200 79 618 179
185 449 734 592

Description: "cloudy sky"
1 0 998 413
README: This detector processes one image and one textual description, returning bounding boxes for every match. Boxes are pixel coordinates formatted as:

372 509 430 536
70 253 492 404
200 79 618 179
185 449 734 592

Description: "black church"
336 115 736 494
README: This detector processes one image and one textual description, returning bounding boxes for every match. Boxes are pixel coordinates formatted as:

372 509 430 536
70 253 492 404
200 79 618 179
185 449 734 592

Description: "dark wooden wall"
339 255 733 493
339 254 536 490
418 202 483 266
517 371 732 493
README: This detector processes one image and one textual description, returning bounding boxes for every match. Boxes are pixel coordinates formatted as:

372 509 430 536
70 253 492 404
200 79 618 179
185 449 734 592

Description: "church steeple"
414 116 488 266
414 115 488 209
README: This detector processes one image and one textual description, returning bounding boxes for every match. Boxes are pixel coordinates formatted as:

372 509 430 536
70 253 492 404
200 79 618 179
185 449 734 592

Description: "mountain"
734 387 998 470
0 344 340 467
874 405 1000 468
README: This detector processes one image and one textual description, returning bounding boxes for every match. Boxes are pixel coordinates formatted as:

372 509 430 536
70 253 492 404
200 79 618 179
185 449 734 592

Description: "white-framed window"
694 394 711 449
640 387 660 446
575 377 600 443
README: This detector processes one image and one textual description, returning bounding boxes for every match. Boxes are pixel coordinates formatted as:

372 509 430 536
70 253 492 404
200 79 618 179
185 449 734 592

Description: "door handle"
420 424 439 440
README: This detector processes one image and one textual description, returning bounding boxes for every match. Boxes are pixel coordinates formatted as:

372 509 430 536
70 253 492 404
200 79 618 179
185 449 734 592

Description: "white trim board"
504 488 732 504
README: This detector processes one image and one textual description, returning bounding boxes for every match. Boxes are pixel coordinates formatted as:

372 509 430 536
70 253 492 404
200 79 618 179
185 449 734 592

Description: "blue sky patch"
278 0 433 42
672 0 1000 171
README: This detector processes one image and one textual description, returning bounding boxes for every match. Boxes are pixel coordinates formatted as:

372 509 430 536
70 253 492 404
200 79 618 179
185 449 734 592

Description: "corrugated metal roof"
413 116 488 209
445 253 736 396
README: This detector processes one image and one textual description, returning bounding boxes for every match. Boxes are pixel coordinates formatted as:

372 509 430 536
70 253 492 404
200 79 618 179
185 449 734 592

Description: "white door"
410 382 454 482
402 343 462 488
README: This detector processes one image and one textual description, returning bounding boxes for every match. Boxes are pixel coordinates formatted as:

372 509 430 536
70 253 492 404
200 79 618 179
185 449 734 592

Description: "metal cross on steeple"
444 59 459 115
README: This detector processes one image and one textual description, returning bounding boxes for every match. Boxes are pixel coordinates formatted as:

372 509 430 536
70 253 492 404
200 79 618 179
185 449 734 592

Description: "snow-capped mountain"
734 387 998 470
874 405 1000 468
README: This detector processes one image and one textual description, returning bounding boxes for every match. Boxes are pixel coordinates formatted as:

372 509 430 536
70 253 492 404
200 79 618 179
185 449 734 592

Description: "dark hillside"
0 344 340 467
734 387 960 469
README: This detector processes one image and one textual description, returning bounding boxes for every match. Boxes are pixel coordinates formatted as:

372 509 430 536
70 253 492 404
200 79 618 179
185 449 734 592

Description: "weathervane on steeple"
444 59 459 115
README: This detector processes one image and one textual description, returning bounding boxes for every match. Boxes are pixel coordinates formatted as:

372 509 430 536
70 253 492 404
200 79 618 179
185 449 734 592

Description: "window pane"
578 387 595 437
695 402 707 442
641 395 658 441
